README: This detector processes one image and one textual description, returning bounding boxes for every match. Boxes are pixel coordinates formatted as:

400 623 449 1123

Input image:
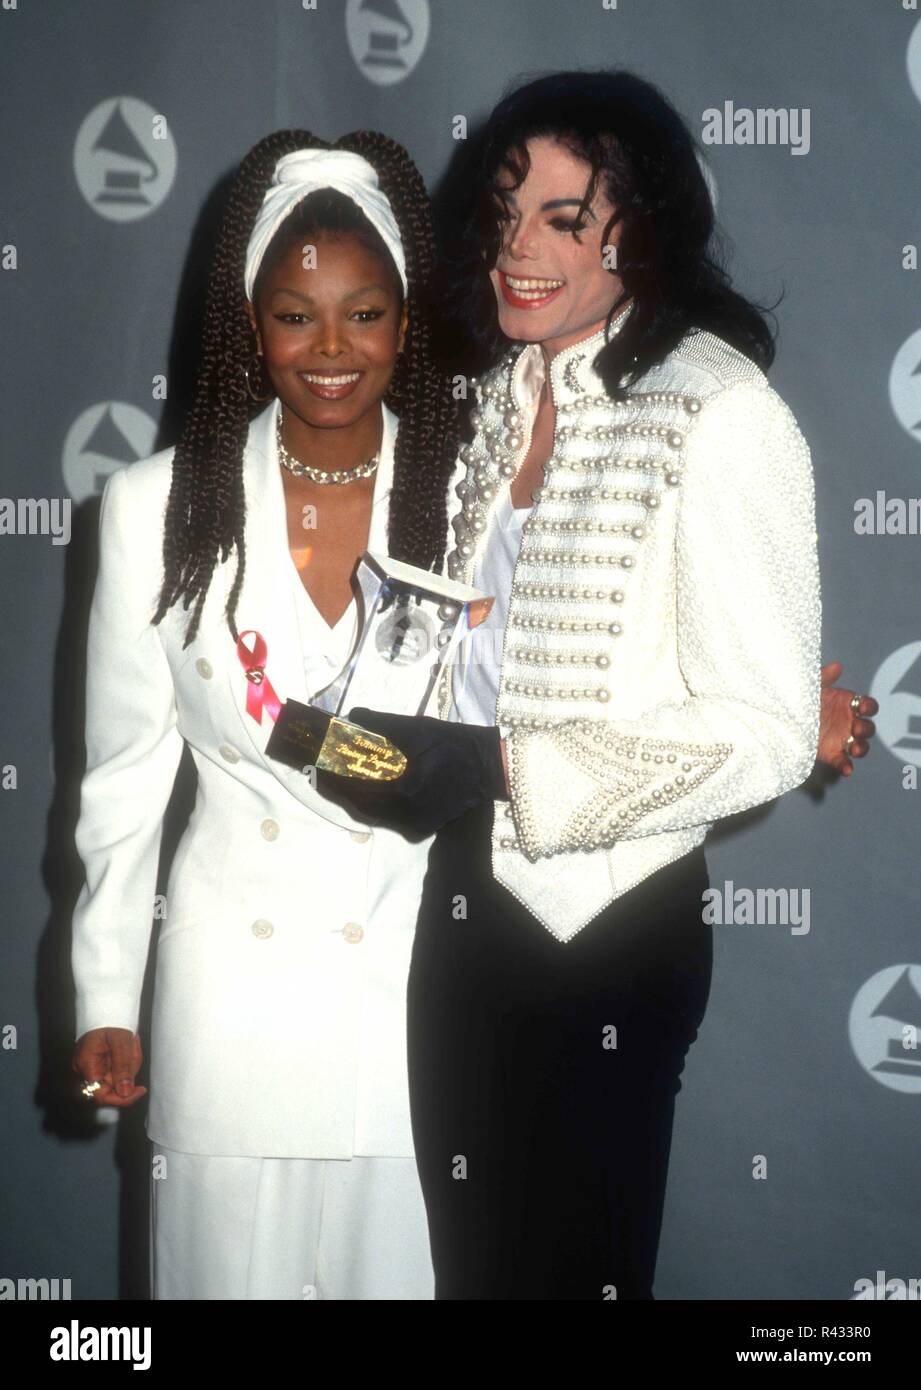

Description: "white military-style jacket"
436 310 822 942
71 397 459 1158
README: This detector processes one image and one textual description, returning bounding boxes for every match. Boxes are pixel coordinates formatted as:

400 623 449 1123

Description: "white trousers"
149 1142 435 1300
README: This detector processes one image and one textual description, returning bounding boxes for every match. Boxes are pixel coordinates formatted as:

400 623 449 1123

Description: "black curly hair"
152 128 461 648
431 69 779 400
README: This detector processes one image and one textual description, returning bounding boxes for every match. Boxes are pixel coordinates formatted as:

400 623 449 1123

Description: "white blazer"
71 397 456 1158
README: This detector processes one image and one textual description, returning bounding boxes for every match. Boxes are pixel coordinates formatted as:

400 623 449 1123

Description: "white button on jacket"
71 398 465 1159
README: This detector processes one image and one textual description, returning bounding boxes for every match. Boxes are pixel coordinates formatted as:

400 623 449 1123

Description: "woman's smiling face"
487 135 629 355
246 231 407 430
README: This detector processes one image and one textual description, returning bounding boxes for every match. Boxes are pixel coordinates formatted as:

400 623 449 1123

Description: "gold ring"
81 1080 101 1099
850 694 862 712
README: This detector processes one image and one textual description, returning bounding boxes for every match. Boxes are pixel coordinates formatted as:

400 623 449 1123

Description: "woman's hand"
818 661 878 776
72 1027 147 1107
315 708 509 838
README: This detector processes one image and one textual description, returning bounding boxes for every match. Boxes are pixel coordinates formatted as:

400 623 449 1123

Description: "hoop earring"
244 354 273 403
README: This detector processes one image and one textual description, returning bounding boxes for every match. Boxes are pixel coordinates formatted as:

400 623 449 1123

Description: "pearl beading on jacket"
441 328 705 731
435 319 821 939
437 322 725 857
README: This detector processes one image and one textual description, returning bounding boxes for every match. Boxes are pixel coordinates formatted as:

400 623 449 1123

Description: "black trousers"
407 800 713 1300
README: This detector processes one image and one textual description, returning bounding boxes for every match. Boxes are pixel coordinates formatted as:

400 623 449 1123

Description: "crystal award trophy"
265 551 491 782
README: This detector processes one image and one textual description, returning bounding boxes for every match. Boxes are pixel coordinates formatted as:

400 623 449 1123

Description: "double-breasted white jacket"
71 397 462 1158
436 310 822 942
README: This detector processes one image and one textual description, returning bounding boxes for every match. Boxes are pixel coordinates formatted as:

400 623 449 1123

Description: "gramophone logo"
345 0 429 87
888 328 921 446
74 97 177 222
849 965 921 1095
908 15 921 107
62 403 158 504
870 641 921 768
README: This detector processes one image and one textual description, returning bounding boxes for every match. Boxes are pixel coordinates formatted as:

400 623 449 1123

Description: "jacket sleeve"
71 466 184 1039
504 378 822 861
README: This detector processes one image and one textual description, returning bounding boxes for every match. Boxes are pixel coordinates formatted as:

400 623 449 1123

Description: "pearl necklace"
275 413 380 485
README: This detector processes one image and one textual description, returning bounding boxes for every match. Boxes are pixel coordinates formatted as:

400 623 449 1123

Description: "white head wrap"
243 148 408 302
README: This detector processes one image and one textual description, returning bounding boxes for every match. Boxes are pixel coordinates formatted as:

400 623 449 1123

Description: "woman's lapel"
219 396 397 824
221 396 304 747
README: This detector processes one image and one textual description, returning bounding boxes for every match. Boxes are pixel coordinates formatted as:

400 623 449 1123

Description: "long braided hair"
151 129 461 648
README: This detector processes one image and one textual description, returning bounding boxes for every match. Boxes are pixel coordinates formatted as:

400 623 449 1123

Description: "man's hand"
818 661 878 776
314 708 508 838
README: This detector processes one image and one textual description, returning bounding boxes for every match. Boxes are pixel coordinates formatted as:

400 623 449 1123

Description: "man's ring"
845 734 856 750
81 1080 102 1099
850 694 863 712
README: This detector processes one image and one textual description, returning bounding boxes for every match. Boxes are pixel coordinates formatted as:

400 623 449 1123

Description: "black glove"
314 707 508 839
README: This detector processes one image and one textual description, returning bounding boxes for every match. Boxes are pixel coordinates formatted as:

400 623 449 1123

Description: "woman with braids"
315 71 879 1299
69 130 463 1300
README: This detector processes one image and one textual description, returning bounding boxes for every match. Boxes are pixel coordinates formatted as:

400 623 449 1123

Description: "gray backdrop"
2 0 919 1301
